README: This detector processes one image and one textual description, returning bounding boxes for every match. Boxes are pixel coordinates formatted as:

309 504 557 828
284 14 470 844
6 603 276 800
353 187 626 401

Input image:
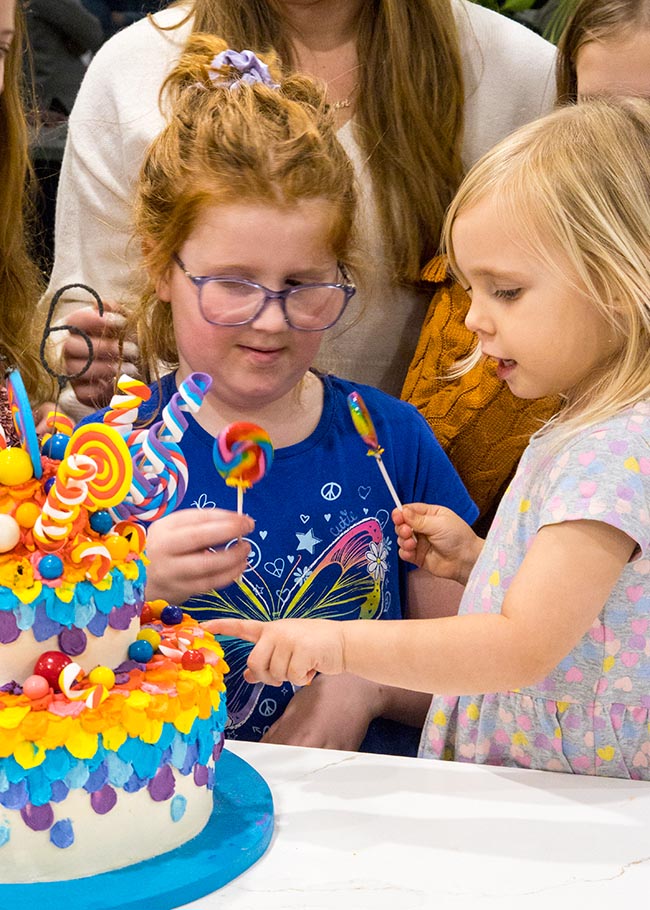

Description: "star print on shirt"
296 528 322 554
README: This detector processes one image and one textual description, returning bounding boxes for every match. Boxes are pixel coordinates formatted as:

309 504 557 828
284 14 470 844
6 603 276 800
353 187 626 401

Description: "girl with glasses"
83 36 477 755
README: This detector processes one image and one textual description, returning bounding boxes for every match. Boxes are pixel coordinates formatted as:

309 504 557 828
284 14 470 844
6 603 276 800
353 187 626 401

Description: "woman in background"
43 0 556 416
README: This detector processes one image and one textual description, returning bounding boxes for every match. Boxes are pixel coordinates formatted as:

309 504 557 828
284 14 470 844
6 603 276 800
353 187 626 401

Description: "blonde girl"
84 35 477 754
207 98 650 779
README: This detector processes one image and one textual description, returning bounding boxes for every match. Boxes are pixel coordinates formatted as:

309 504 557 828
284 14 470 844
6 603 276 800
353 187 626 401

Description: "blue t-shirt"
83 372 477 747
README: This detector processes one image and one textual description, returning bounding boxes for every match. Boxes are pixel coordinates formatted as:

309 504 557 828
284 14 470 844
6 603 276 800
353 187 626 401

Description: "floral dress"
420 401 650 779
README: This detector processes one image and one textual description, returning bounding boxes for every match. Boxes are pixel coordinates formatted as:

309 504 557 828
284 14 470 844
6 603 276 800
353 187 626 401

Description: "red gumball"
140 604 154 625
33 651 72 692
181 649 205 671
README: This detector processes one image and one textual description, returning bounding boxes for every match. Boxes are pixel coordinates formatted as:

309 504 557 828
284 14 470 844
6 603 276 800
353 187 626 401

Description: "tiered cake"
0 371 228 882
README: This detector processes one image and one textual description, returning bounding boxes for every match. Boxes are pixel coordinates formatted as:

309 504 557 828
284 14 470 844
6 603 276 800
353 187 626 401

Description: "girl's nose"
464 293 493 337
250 295 290 332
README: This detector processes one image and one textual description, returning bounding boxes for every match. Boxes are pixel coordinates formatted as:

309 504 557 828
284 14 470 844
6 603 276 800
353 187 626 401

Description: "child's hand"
393 503 483 586
202 617 346 687
62 302 139 408
144 508 254 604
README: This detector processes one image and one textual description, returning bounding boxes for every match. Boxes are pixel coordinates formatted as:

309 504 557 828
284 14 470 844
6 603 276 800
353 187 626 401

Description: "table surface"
176 740 650 910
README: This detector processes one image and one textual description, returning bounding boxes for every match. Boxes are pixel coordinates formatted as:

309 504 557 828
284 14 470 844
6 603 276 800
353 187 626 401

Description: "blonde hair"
443 98 650 449
557 0 650 104
162 0 464 285
0 5 46 398
133 33 357 374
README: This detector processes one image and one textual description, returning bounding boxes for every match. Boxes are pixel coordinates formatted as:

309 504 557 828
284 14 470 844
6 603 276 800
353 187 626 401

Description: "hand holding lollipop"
213 422 274 516
347 391 403 509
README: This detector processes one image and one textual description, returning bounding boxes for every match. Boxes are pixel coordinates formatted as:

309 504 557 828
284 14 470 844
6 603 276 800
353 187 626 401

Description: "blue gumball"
89 510 113 535
161 605 183 626
41 433 69 461
39 554 64 580
128 640 154 663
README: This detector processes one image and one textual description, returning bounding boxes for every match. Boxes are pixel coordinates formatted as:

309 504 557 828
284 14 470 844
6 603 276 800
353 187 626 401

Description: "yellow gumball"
15 502 40 529
137 628 161 650
0 448 34 486
88 666 115 689
104 534 130 561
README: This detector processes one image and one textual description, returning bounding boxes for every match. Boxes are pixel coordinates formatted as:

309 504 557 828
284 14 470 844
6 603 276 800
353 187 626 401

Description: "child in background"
207 98 650 780
83 36 477 754
557 0 650 102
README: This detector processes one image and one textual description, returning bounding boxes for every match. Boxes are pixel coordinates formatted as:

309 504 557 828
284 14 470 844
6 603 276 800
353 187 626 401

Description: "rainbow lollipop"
347 391 402 509
213 422 273 515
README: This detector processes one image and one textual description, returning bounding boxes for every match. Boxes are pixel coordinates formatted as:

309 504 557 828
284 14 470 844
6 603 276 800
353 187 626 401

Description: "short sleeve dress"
420 401 650 779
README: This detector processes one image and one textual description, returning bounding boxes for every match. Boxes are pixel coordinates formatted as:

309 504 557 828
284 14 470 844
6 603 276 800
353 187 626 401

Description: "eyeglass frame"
172 253 356 332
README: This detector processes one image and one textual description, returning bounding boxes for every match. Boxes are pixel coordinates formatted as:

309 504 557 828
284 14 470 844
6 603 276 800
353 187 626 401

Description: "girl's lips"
495 358 517 381
239 344 284 364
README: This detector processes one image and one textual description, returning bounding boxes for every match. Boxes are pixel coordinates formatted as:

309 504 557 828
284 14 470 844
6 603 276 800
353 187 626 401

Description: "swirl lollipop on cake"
347 390 403 509
213 422 274 517
104 372 212 522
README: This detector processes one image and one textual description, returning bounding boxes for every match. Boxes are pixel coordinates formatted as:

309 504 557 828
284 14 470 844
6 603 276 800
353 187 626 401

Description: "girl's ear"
142 239 173 302
156 267 173 303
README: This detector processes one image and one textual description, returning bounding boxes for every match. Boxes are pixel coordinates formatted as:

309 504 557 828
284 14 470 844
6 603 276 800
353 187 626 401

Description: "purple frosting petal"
32 603 61 642
212 733 225 762
50 780 69 803
84 762 109 793
58 626 87 657
180 742 198 777
148 765 175 802
1 682 21 695
21 802 54 831
86 609 109 637
193 764 209 788
108 604 133 631
0 781 28 810
0 612 19 644
90 785 117 815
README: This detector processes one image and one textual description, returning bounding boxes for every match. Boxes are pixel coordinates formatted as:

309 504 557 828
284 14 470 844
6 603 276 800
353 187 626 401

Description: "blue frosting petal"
65 762 90 791
105 752 132 788
15 600 35 632
0 587 18 613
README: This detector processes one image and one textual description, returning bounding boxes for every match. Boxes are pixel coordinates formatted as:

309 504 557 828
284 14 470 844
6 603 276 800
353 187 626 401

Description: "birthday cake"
0 371 229 883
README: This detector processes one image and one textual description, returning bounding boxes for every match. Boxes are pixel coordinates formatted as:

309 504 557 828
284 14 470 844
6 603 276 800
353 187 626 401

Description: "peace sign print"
321 481 342 502
258 698 278 718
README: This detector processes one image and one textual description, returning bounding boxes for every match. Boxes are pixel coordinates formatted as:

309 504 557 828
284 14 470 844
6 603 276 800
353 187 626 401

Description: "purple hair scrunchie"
208 49 280 91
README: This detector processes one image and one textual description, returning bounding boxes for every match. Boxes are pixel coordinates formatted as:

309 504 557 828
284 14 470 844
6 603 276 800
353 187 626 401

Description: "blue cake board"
1 748 274 910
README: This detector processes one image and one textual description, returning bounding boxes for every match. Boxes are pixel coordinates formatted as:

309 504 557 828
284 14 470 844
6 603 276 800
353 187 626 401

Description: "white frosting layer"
0 618 140 685
0 764 215 882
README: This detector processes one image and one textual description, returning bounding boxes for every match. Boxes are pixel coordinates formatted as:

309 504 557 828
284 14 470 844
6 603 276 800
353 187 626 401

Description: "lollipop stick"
235 484 245 584
374 454 403 510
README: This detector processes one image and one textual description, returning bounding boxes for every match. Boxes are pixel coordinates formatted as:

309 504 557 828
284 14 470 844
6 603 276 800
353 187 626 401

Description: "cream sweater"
44 1 556 416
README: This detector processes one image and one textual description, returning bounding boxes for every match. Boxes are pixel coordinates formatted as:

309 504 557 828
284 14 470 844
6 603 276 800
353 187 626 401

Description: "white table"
179 741 650 910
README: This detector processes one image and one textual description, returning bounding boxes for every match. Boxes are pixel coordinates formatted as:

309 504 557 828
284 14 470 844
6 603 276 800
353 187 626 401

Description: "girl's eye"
494 288 521 300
